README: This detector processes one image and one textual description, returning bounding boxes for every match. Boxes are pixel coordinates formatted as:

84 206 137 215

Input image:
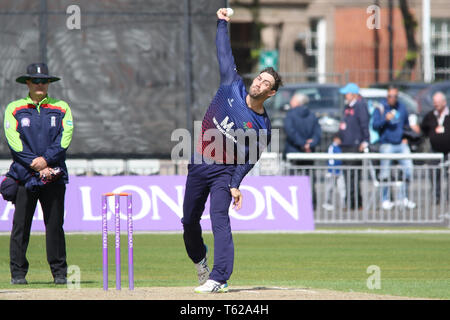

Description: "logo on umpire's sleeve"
21 117 30 127
51 116 56 127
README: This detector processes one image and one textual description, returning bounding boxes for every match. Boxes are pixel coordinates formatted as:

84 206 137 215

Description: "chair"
0 160 11 176
91 159 126 176
250 152 281 176
126 159 160 175
66 159 90 176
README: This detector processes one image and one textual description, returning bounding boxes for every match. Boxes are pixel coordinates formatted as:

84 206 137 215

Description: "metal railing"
285 152 449 226
3 151 446 226
60 159 189 176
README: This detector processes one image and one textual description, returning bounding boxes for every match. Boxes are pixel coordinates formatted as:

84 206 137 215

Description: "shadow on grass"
7 280 96 286
229 286 311 293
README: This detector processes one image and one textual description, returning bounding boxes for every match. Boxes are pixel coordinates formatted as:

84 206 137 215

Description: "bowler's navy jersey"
196 20 272 189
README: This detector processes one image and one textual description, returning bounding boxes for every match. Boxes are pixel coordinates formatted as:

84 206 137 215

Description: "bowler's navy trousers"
182 162 236 284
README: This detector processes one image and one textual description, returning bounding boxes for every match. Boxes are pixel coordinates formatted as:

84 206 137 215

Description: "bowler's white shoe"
195 246 210 285
195 279 229 293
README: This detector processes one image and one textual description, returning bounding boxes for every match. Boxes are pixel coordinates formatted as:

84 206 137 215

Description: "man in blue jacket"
372 86 416 210
284 93 321 155
284 93 321 207
182 8 281 293
4 63 74 285
338 83 370 209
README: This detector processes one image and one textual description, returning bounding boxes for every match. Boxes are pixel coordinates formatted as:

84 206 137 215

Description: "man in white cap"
338 82 370 210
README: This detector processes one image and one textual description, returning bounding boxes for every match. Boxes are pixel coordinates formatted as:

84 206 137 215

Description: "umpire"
3 63 74 285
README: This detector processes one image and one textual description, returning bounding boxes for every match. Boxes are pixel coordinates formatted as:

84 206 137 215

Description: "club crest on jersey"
243 121 253 130
21 117 31 127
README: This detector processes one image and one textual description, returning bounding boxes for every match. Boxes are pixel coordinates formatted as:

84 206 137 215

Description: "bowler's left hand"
230 188 242 210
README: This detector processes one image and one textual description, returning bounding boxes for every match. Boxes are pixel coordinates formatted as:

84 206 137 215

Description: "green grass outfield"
0 231 449 299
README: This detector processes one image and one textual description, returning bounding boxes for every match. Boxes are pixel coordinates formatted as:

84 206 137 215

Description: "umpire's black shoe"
11 278 28 285
54 276 67 285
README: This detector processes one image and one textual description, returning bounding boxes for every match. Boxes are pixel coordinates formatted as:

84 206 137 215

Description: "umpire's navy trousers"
10 183 67 279
182 162 235 284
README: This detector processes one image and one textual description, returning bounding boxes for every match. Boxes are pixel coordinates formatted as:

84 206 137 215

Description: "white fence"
1 152 448 226
64 159 189 176
285 152 449 226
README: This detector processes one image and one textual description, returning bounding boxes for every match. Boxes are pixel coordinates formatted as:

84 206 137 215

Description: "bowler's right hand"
216 8 230 21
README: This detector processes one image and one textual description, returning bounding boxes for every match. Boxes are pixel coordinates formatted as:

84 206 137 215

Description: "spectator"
420 91 450 203
367 100 381 150
338 83 370 209
322 133 346 211
284 93 321 208
372 86 416 210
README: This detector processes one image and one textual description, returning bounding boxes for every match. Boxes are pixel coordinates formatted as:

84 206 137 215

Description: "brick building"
229 0 450 86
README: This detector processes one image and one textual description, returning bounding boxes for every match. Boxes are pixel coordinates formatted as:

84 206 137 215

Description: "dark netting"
0 0 226 158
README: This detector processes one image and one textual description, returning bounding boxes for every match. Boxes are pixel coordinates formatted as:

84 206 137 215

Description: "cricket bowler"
181 8 282 293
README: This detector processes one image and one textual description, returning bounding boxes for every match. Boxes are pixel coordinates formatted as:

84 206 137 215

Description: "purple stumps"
127 194 134 290
115 194 121 290
102 194 108 291
102 192 134 291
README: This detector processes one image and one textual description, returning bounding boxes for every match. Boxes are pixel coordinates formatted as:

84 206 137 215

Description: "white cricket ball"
226 8 234 17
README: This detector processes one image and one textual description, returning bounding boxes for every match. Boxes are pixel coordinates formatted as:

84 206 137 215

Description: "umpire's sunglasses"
30 78 50 84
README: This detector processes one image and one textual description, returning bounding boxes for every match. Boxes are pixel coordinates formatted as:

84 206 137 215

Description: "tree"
396 0 419 81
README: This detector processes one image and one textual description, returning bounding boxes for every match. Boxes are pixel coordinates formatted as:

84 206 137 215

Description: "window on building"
297 18 327 83
431 19 450 80
230 22 256 75
305 19 319 82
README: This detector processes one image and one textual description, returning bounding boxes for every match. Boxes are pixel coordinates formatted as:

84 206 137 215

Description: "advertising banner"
0 176 314 232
